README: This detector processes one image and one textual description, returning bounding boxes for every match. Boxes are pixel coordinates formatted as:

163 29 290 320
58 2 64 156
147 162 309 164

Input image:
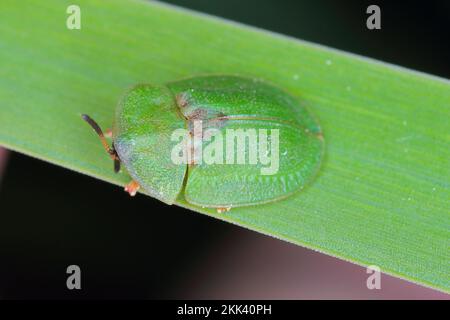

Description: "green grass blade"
0 0 449 292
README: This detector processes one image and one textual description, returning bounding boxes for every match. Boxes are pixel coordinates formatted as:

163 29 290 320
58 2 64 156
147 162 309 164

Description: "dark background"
0 0 448 299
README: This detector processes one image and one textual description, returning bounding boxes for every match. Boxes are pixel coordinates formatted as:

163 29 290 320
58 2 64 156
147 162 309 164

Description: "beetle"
82 75 323 212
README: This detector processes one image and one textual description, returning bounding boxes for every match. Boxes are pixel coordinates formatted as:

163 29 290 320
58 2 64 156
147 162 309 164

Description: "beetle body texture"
92 75 323 208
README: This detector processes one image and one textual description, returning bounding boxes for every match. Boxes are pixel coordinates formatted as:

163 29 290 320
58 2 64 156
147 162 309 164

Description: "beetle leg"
124 180 140 197
216 207 231 214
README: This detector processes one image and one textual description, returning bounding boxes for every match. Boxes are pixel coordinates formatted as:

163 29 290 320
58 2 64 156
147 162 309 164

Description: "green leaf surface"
0 0 449 292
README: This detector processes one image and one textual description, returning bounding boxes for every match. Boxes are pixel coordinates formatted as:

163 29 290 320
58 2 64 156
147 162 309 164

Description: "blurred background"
0 0 449 299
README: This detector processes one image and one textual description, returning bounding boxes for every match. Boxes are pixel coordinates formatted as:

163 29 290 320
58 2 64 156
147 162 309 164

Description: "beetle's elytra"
82 75 324 211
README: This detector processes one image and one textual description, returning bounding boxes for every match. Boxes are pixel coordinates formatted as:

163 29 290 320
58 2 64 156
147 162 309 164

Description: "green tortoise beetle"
82 75 324 212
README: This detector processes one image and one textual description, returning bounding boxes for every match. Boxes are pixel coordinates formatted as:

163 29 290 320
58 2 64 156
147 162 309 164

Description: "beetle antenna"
81 114 121 173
